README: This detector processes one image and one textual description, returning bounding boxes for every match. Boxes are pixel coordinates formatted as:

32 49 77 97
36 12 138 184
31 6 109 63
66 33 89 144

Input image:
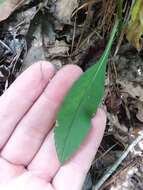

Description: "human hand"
0 61 106 190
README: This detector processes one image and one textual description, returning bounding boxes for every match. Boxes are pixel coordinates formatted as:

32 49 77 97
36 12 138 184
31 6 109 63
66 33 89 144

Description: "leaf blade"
54 19 119 164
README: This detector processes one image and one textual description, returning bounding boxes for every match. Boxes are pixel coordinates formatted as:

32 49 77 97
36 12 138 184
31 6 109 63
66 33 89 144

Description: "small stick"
71 16 77 53
92 131 143 190
0 40 12 53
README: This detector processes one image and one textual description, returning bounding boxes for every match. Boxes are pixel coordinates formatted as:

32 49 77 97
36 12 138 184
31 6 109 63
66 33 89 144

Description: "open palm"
0 62 106 190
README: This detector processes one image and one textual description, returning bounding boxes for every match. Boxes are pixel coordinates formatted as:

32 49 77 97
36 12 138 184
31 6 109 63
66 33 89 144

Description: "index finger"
0 61 56 149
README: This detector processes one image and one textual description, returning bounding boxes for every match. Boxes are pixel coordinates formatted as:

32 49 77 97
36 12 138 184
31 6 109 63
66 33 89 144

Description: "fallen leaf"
126 0 143 50
136 102 143 123
118 80 143 102
54 0 78 24
47 40 69 58
0 0 24 21
22 24 45 72
54 20 119 164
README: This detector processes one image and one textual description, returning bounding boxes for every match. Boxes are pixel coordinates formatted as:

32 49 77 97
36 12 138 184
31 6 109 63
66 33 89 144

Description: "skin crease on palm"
0 61 106 190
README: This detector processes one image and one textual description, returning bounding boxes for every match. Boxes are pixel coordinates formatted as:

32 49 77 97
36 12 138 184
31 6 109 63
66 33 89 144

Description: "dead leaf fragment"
0 0 24 21
118 80 143 102
54 0 78 24
46 40 69 58
136 103 143 123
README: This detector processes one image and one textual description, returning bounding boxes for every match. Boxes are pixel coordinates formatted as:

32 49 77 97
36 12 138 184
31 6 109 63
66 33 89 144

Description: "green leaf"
0 0 5 4
126 0 143 50
54 19 119 164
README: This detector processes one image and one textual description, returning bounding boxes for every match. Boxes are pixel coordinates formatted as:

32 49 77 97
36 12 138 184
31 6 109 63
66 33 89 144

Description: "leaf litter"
0 0 143 190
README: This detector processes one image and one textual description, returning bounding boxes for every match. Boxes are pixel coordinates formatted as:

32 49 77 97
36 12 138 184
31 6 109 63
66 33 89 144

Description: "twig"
71 15 77 53
75 3 92 50
0 40 12 53
72 0 102 17
92 131 143 190
93 143 118 165
102 156 142 189
79 28 102 49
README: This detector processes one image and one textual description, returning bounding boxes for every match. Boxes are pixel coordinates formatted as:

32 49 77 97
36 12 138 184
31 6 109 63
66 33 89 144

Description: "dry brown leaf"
54 0 78 24
136 103 143 123
118 80 143 102
0 0 24 21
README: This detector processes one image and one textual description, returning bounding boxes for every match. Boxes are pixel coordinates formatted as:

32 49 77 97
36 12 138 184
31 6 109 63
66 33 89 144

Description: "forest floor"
0 0 143 190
